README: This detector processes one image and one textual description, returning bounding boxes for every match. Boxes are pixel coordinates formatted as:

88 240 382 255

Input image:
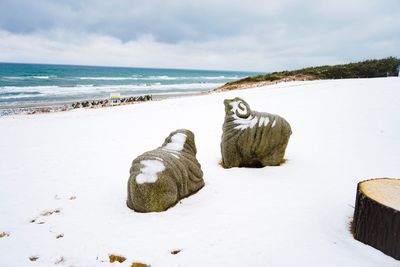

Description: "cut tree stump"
352 178 400 260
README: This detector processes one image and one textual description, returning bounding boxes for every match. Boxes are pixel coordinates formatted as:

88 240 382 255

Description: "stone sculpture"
127 129 204 212
221 97 292 168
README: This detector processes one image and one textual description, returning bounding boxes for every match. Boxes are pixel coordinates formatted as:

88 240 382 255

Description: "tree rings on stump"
352 178 400 260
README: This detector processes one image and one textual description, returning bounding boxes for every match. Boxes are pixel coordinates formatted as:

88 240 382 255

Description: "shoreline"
2 76 378 116
1 77 392 116
0 91 210 116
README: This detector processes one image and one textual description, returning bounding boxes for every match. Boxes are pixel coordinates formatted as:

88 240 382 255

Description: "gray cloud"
0 0 399 71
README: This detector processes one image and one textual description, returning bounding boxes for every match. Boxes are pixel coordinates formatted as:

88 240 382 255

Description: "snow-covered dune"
0 77 399 266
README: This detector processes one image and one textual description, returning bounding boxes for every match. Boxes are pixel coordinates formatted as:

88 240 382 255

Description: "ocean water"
0 63 257 108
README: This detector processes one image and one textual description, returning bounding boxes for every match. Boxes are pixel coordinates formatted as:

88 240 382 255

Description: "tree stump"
352 178 400 260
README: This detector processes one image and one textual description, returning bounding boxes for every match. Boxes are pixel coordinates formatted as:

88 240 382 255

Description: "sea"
0 63 258 112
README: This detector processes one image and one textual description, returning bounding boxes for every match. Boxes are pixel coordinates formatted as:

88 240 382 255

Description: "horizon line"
0 61 264 74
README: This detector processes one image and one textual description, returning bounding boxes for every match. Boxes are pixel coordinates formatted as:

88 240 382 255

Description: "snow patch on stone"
136 159 165 184
163 133 187 152
234 115 260 130
258 116 270 127
230 101 248 116
258 117 265 127
170 152 180 159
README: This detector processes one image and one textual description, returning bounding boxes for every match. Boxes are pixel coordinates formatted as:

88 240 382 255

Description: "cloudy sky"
0 0 399 71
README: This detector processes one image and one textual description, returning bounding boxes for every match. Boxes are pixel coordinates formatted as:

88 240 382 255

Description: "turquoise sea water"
0 63 258 108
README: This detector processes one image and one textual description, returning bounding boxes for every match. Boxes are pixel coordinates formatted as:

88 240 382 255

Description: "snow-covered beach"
0 77 399 266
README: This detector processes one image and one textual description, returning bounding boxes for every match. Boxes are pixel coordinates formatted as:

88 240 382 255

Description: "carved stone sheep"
221 97 292 168
127 129 204 212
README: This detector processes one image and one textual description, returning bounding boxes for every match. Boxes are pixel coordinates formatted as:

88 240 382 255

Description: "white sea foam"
32 76 50 79
3 75 51 80
0 82 222 107
79 77 139 80
0 93 43 100
3 76 26 80
0 82 222 95
77 76 242 81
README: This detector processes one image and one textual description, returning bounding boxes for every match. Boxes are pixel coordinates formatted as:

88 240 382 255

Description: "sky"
0 0 399 72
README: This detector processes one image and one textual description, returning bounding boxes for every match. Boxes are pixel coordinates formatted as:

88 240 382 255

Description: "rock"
221 97 292 168
127 129 204 212
82 101 90 108
72 102 81 109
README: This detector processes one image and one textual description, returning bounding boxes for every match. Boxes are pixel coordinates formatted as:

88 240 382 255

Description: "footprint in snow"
30 208 62 224
54 194 77 200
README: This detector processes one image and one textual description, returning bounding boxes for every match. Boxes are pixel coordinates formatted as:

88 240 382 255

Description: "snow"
162 132 187 152
233 115 258 130
0 77 400 266
135 159 166 184
229 100 248 116
230 99 273 130
162 132 187 159
258 116 270 127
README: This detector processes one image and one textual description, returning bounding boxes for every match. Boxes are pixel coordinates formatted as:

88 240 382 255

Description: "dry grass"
55 256 65 265
0 232 9 238
109 254 127 263
170 249 182 255
349 217 355 237
131 263 150 267
56 233 64 239
41 209 61 216
218 160 225 168
29 256 39 261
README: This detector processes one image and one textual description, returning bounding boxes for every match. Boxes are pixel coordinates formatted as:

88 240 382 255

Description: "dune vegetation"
217 57 400 91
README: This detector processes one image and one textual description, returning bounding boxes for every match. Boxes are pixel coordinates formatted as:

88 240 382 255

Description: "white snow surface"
135 159 165 184
0 78 400 266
